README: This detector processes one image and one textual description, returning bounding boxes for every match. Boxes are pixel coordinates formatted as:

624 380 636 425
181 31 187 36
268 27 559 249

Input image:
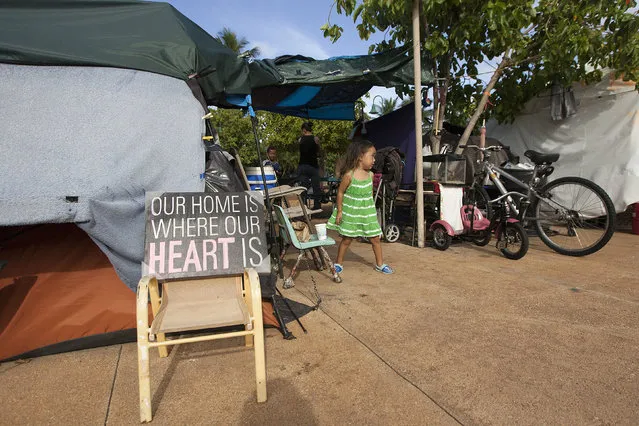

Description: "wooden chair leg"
136 276 153 423
245 326 254 347
148 279 168 358
245 268 267 403
254 325 267 403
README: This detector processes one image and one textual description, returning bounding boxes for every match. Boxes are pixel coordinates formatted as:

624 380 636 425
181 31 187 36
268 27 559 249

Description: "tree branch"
327 0 336 25
455 49 512 154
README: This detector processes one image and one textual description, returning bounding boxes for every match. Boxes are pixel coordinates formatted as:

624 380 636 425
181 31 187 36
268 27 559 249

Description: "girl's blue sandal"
375 264 394 274
334 264 343 273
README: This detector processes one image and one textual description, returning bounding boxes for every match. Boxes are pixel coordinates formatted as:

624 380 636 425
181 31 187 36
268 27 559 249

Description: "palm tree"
215 27 260 59
380 97 398 115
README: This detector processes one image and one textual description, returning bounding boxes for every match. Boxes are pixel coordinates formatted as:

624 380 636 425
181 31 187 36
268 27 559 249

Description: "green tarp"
0 0 256 106
0 0 434 118
250 47 432 88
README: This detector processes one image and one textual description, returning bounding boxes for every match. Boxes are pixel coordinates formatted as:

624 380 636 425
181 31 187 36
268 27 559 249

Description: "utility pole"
413 0 424 248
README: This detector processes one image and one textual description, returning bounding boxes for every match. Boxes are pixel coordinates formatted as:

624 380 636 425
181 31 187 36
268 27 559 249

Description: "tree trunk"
454 51 511 154
429 77 440 157
430 51 452 155
436 78 448 141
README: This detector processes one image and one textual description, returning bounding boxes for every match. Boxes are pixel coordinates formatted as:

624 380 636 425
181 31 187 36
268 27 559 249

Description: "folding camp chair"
232 151 321 221
273 205 342 288
235 154 325 272
136 268 266 423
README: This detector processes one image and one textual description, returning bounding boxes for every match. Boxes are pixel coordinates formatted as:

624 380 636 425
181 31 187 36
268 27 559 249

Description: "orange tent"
0 224 281 361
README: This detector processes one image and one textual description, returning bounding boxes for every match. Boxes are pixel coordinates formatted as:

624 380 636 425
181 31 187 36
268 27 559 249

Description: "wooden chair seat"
267 185 303 198
282 205 323 219
149 277 251 335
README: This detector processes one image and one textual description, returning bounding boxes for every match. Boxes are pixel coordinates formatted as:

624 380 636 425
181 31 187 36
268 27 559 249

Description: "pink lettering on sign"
183 240 202 272
202 239 217 270
146 237 238 275
168 240 182 273
217 237 235 269
148 242 165 274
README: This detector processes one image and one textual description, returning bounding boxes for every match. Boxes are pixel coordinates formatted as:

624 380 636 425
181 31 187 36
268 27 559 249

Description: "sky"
162 0 404 110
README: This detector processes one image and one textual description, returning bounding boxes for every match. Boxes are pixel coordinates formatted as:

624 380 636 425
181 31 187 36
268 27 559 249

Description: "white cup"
315 223 327 240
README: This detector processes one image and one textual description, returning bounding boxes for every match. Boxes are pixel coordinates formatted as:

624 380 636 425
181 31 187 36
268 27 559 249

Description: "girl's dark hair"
339 140 374 177
301 121 313 132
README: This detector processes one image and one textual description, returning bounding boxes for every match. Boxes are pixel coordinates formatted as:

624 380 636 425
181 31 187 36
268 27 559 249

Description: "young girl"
326 141 394 274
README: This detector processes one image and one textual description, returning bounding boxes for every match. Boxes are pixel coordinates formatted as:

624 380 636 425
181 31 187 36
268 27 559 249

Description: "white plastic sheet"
487 72 639 212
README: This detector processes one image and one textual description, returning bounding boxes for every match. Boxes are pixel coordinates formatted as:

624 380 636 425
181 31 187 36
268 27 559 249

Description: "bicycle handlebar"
458 144 504 152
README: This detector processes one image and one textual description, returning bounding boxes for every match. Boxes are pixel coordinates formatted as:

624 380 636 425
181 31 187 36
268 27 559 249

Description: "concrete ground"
1 230 638 425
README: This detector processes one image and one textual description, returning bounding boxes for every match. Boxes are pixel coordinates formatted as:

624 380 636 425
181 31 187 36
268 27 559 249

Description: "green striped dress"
327 171 382 238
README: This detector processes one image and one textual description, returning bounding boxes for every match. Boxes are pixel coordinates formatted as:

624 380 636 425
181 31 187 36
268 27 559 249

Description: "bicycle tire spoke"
535 179 613 254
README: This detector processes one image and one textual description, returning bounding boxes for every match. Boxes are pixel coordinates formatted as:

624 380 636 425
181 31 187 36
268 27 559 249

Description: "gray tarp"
0 64 205 289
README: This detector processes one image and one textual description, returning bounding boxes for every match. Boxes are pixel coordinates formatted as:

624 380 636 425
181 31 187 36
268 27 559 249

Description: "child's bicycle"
430 185 529 260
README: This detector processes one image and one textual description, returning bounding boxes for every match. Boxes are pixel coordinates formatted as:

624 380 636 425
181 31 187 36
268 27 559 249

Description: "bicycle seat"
524 150 559 165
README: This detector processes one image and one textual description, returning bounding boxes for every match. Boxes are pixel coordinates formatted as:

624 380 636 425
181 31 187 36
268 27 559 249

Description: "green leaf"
321 0 639 125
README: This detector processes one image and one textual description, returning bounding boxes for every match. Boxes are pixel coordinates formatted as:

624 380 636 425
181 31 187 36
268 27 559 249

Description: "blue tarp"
247 48 434 120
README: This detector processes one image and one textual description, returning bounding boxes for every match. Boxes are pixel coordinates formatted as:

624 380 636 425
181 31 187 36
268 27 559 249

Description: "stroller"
372 147 405 242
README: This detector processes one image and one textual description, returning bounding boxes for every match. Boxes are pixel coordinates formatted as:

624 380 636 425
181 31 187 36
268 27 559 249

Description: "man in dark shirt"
297 121 322 210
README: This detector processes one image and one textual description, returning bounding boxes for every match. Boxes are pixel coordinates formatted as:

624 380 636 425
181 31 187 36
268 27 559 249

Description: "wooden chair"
136 268 266 423
273 205 342 288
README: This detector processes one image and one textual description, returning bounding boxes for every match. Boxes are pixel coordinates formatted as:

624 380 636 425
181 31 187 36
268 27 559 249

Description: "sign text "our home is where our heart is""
143 192 269 279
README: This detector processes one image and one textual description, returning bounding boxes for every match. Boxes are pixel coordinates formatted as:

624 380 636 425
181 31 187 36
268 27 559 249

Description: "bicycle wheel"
500 222 529 260
463 183 493 220
531 177 615 256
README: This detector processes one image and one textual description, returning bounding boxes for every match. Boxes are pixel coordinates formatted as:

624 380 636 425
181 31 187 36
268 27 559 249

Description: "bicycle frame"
479 160 546 221
461 144 615 257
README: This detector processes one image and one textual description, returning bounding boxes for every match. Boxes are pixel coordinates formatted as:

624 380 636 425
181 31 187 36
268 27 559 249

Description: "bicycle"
459 144 615 257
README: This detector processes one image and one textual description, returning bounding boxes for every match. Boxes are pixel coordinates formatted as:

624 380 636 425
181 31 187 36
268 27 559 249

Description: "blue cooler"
245 166 277 190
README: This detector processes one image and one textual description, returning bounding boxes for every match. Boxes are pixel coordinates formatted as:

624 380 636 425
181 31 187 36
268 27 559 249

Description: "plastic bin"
423 154 467 185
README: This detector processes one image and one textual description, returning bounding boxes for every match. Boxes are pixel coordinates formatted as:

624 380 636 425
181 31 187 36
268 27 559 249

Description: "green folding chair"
274 205 342 288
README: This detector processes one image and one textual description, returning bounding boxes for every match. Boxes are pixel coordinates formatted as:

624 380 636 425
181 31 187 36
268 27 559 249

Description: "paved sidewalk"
1 232 638 425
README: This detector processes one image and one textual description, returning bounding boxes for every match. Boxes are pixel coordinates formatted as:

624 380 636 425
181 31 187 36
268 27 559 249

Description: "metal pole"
249 113 293 340
413 0 425 248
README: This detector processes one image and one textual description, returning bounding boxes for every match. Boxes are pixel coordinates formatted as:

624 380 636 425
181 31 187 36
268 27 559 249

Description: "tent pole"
248 111 295 340
413 0 425 248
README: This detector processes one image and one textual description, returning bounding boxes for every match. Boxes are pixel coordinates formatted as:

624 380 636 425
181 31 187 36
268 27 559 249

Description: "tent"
0 0 256 361
0 0 255 106
486 71 639 212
